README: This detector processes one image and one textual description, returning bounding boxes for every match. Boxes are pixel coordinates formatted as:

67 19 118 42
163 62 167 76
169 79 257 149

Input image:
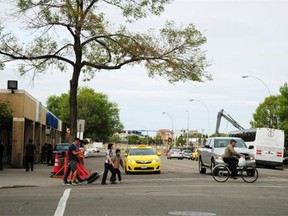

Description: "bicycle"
212 159 258 183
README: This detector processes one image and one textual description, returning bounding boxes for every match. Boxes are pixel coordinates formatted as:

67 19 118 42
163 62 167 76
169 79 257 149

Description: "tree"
0 101 13 128
109 133 121 144
176 135 185 146
0 1 211 139
250 95 280 129
154 133 163 145
46 87 123 142
0 101 13 142
127 134 141 145
277 83 288 148
277 83 288 131
249 83 288 148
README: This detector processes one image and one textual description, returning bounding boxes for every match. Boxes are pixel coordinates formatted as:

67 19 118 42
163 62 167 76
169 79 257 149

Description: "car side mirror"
124 153 128 157
205 145 211 149
248 145 254 150
157 152 162 156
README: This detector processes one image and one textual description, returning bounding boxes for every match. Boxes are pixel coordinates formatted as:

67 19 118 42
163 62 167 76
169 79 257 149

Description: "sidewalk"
0 164 63 189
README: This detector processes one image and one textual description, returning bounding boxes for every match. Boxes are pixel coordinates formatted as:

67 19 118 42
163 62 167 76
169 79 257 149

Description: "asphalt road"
0 154 288 216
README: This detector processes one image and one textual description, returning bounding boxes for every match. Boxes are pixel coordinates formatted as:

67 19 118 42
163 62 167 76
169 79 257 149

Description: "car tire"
198 157 206 174
211 160 216 171
125 168 130 174
210 160 217 175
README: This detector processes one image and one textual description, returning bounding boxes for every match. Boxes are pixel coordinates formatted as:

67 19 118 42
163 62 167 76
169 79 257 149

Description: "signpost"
77 119 85 140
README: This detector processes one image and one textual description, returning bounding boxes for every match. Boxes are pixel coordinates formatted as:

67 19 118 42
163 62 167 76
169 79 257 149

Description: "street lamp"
242 75 271 95
162 112 175 148
189 99 210 136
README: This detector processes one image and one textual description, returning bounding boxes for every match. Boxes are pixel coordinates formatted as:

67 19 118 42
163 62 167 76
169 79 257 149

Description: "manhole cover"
168 211 216 216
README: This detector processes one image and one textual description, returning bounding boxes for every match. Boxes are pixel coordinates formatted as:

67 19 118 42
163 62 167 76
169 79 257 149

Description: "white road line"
54 189 71 216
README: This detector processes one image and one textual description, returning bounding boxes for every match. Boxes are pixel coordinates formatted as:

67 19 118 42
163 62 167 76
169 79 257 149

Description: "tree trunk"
70 17 83 141
69 67 81 141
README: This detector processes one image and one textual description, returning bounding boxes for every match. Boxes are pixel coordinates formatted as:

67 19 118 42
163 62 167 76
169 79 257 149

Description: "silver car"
167 149 184 160
198 137 255 174
182 149 192 160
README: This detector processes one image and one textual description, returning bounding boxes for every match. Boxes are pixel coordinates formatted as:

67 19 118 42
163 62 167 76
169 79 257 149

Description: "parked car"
192 148 199 161
50 143 70 165
124 145 161 174
182 149 192 160
167 149 184 160
198 137 255 174
84 147 100 158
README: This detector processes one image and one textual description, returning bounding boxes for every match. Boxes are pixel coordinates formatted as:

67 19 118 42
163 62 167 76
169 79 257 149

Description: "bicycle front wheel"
212 165 230 183
241 166 258 183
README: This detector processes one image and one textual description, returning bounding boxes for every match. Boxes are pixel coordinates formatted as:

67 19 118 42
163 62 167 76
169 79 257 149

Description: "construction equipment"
215 109 244 136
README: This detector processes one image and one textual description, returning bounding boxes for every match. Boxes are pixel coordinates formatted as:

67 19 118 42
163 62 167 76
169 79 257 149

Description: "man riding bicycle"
223 139 242 179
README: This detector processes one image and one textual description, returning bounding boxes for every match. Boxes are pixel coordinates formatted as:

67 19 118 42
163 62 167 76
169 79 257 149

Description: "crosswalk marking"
54 189 71 216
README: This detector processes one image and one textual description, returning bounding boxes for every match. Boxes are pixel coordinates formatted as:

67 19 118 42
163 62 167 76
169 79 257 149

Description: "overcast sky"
1 0 287 136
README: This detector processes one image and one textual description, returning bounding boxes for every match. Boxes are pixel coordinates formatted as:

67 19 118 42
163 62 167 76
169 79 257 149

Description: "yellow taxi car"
124 145 161 174
192 148 199 161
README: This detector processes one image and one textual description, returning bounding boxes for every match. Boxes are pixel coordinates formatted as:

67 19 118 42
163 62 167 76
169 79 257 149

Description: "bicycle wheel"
241 166 258 183
212 165 230 182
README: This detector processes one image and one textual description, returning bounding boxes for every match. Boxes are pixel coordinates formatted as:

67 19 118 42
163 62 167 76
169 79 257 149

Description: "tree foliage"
277 83 288 132
0 0 211 139
46 87 123 142
250 83 288 148
250 95 280 128
0 101 13 128
176 134 185 146
277 83 288 148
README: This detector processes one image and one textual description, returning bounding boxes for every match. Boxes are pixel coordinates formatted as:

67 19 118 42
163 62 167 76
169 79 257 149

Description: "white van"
229 128 285 167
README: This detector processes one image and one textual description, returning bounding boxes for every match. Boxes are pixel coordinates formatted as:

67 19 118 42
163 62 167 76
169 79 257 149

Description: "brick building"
0 88 62 168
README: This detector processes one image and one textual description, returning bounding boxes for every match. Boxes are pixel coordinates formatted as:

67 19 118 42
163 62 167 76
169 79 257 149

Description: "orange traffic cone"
53 154 59 174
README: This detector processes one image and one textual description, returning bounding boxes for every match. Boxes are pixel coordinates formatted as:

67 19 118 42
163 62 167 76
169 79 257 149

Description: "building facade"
0 89 62 168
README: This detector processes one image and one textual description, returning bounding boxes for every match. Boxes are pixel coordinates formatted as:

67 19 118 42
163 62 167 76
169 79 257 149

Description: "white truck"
229 128 285 167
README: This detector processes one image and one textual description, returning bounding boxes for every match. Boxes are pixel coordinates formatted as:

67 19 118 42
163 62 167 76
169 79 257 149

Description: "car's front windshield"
214 139 246 148
129 148 156 156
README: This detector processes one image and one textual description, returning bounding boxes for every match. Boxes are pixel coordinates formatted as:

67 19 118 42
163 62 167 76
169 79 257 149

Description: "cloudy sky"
1 0 287 136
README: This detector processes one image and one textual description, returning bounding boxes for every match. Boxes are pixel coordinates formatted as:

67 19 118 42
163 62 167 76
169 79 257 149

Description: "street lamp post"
242 75 272 127
162 112 175 148
242 75 271 95
189 99 210 136
186 110 189 147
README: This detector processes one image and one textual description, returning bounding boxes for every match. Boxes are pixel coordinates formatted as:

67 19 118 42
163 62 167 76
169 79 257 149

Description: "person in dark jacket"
25 139 37 172
41 143 48 164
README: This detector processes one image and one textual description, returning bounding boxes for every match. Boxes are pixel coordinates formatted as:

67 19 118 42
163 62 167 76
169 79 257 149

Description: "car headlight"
152 159 160 163
249 156 255 160
128 159 136 163
213 155 222 160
